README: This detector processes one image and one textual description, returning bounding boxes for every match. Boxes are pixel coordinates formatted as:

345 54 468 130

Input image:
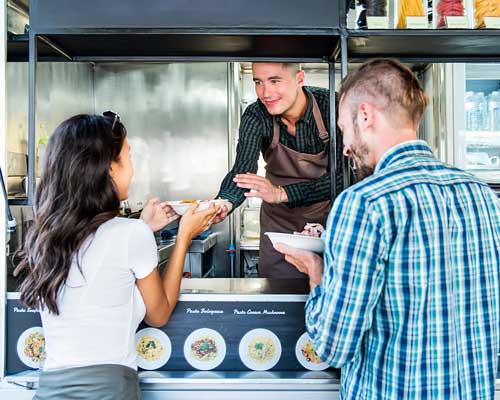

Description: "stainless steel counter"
5 278 500 400
179 278 309 295
6 370 500 400
4 370 342 400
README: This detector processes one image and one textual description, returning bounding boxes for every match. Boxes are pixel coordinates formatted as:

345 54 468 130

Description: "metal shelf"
7 33 68 62
27 0 340 62
346 29 500 62
37 31 339 62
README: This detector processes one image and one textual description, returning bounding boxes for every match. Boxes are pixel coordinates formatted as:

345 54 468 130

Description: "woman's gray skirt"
33 364 141 400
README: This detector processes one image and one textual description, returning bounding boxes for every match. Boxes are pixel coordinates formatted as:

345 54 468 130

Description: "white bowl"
167 199 229 216
265 232 324 253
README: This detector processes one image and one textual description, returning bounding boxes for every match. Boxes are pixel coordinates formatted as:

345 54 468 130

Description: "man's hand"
274 243 324 289
234 173 288 204
212 202 233 224
140 197 179 232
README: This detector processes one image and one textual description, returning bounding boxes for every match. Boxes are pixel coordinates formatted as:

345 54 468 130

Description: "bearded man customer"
276 59 500 399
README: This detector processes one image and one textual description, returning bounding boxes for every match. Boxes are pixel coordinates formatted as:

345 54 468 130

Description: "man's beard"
350 123 374 181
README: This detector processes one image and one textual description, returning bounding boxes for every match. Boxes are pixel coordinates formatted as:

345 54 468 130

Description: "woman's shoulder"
99 217 153 238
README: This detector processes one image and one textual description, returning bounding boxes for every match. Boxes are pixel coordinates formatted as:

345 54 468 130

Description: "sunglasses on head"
102 110 121 131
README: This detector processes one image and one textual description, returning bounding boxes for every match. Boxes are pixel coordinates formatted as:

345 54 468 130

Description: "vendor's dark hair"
15 114 126 315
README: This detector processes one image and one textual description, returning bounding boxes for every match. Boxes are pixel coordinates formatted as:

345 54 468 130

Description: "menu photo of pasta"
295 332 329 371
239 328 282 371
16 326 47 369
135 328 172 370
183 328 226 370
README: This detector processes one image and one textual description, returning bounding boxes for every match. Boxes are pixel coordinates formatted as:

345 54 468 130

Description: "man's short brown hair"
339 59 429 128
282 63 302 75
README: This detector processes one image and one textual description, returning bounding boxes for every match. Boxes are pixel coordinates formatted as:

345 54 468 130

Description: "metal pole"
340 34 348 81
28 31 37 204
340 33 352 189
328 61 338 201
226 62 240 277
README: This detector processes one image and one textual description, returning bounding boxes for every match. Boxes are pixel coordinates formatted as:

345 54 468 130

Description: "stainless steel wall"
7 62 236 276
6 61 94 290
6 62 94 168
93 63 231 275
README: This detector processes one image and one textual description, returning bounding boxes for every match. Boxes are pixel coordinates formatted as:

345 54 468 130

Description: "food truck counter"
3 279 342 400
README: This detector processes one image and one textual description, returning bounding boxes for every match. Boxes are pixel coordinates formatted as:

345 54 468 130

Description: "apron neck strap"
311 95 329 143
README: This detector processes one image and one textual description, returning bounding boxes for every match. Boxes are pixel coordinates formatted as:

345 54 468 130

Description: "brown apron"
259 96 331 278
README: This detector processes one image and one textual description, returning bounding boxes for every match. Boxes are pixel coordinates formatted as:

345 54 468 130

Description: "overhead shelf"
347 29 500 62
30 0 339 32
36 31 339 62
26 0 340 61
7 34 68 62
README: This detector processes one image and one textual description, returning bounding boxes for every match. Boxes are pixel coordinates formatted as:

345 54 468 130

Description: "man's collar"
374 140 434 173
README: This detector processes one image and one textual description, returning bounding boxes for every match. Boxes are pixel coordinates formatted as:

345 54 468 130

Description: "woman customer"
15 113 219 399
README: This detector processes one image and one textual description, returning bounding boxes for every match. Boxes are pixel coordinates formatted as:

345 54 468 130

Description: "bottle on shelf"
487 91 500 131
465 91 476 131
476 92 488 131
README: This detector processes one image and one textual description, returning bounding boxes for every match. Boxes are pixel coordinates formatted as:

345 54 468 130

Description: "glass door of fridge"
454 64 500 185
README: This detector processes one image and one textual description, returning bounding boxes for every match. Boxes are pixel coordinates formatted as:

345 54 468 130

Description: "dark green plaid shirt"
217 86 331 209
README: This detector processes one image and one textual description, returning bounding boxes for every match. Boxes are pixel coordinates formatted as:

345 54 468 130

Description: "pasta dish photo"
300 340 322 364
248 336 275 363
136 335 164 361
24 331 46 363
191 336 218 361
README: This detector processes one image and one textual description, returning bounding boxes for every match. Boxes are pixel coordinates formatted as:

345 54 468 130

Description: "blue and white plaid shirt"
306 140 500 399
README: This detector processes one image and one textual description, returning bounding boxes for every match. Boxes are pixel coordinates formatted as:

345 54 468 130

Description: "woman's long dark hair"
15 114 127 315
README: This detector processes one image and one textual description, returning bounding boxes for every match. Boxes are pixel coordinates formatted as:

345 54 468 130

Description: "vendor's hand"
177 203 220 242
212 202 233 224
274 243 324 289
234 173 288 204
295 223 325 238
140 197 179 232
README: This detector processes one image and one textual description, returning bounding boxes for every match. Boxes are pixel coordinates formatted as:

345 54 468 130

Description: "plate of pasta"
184 328 226 370
239 328 282 371
135 328 172 370
295 332 329 371
167 199 229 216
17 327 46 369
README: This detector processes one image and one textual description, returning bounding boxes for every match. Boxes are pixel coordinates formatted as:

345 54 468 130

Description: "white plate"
239 328 282 371
135 328 172 370
17 327 46 369
167 199 230 216
184 328 226 370
265 232 324 253
295 333 329 371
